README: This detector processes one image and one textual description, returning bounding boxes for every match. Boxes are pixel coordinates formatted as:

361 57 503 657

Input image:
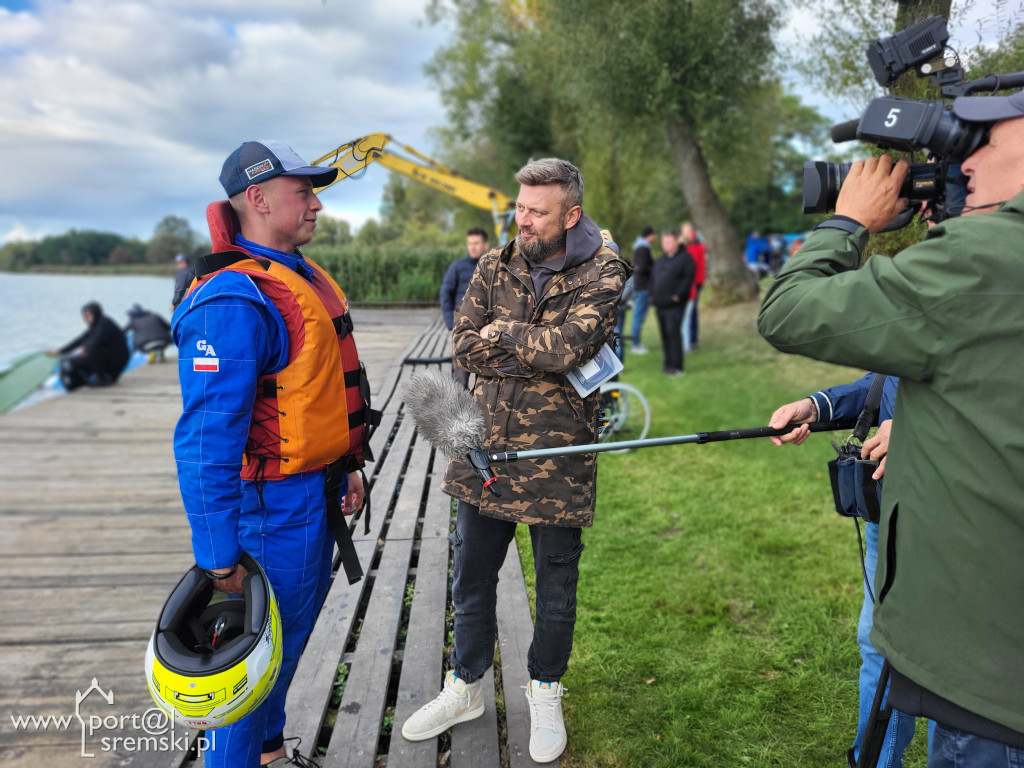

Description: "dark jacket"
649 246 695 308
758 190 1024 735
126 309 172 351
172 266 196 308
632 238 654 291
60 303 130 381
439 254 480 330
442 214 630 526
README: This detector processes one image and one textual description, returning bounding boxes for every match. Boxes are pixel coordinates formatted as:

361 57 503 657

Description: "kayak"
0 351 58 413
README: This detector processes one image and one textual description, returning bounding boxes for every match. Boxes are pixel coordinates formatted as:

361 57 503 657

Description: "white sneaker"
401 670 484 741
525 680 566 763
632 344 649 354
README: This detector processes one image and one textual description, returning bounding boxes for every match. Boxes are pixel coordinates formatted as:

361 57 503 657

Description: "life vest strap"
194 251 269 279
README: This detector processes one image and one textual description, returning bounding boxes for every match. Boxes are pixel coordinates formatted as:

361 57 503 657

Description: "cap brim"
282 166 339 188
953 95 1024 123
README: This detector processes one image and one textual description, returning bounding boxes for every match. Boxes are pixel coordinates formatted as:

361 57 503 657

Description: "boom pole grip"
697 419 857 443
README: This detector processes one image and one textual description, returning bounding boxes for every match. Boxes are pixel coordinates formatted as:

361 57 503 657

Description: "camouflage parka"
441 214 630 526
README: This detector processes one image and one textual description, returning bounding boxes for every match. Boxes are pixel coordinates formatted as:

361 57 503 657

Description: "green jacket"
758 191 1024 734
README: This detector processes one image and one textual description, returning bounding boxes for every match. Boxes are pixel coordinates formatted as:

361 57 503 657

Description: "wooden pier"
0 307 556 768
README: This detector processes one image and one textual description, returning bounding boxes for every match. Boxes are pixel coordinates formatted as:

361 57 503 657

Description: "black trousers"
655 306 685 372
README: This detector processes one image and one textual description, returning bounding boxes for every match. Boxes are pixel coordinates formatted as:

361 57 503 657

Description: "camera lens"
802 161 851 214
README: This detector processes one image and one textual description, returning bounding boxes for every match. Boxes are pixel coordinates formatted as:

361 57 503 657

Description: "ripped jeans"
449 500 584 683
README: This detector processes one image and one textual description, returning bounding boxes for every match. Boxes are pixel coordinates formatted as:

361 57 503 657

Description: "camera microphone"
830 119 860 144
404 368 500 495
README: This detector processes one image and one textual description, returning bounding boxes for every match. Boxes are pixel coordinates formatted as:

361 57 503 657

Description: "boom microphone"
404 369 500 495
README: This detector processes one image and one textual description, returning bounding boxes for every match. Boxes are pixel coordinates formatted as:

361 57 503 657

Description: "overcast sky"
0 0 451 244
0 0 1018 247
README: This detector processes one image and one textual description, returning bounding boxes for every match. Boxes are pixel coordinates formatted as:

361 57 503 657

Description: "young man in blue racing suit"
172 141 369 768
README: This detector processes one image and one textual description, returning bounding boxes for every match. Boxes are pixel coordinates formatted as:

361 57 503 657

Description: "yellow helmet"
145 553 282 729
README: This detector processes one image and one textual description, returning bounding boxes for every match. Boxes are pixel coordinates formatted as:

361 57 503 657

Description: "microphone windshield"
404 369 485 458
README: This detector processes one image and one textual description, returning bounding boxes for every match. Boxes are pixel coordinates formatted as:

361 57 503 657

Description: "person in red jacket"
681 221 706 353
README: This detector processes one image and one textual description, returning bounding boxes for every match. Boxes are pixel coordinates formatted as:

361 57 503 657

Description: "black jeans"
655 306 685 371
449 500 584 683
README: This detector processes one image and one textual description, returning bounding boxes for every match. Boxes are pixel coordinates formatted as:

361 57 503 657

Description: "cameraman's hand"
861 418 892 480
835 155 910 234
768 398 818 446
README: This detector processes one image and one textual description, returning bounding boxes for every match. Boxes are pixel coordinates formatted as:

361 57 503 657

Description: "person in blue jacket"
440 227 489 386
768 374 921 767
172 140 367 768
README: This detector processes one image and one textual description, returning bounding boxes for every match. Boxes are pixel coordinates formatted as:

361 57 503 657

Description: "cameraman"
758 92 1024 766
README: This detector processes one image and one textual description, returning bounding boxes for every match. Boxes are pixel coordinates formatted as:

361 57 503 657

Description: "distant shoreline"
1 265 177 277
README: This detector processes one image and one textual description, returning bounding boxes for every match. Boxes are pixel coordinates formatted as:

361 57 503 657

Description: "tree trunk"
665 114 757 304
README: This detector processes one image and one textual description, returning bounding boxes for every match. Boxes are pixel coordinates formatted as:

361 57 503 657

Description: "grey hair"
515 158 584 211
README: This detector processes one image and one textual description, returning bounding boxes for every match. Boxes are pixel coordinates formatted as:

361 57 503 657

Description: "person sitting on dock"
46 301 129 391
124 303 172 363
171 140 377 768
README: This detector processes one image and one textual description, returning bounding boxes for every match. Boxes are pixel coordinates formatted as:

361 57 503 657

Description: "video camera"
803 16 1024 227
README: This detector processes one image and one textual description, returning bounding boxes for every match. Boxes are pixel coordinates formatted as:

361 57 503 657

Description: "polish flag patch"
193 358 220 372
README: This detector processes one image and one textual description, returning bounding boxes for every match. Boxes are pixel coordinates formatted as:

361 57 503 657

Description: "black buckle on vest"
333 312 354 340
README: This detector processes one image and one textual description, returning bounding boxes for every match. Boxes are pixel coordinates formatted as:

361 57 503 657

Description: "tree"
309 215 354 248
147 215 198 265
546 0 784 302
426 0 808 300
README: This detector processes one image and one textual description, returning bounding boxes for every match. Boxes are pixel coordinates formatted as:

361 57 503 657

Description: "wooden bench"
278 317 557 768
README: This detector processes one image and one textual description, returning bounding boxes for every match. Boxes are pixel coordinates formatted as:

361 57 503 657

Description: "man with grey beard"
401 158 630 763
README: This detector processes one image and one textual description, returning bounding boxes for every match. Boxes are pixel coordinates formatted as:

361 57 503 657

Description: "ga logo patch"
194 340 219 372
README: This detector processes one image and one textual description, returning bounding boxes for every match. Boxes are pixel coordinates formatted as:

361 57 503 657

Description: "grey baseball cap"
953 89 1024 122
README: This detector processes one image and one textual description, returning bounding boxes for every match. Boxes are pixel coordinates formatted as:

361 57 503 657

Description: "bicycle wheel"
597 381 651 449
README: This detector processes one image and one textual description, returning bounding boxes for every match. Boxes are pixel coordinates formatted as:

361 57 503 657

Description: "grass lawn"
515 298 930 768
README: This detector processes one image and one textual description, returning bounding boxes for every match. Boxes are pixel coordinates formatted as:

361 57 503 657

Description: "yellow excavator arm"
310 133 517 244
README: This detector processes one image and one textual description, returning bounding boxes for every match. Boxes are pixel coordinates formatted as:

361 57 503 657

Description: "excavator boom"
310 133 516 243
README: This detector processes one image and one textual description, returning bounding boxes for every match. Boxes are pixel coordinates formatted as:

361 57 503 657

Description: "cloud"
0 0 450 242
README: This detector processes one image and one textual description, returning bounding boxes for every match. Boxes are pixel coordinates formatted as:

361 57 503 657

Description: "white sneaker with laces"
401 670 484 741
525 679 567 763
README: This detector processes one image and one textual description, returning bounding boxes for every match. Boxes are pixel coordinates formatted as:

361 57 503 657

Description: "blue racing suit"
172 249 345 767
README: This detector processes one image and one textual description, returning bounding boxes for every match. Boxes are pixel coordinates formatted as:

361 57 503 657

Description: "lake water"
0 272 176 370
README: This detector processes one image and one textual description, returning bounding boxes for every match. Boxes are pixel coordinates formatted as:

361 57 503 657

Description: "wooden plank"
322 542 414 765
381 467 451 768
0 552 193 589
282 397 419 750
450 666 500 768
496 541 560 768
320 434 432 767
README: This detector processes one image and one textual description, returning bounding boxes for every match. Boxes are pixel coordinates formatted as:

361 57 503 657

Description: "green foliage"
309 215 353 248
147 215 199 265
424 0 827 303
514 299 930 767
379 174 457 239
305 241 458 302
330 663 349 707
966 18 1024 75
